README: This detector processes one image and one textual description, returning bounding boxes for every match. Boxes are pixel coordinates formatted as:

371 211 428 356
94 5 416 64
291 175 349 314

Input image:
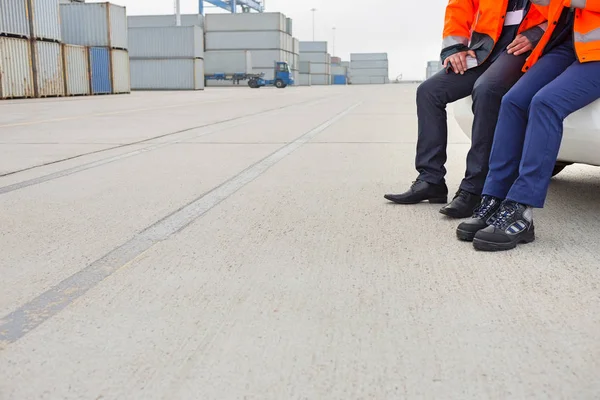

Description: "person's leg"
459 51 528 195
482 43 577 200
507 60 600 208
415 67 486 185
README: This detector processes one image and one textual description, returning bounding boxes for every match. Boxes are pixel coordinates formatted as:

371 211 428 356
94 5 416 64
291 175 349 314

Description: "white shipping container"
205 12 285 32
299 52 328 64
298 73 310 86
127 14 204 29
130 58 204 90
30 0 62 41
350 53 388 61
205 31 286 50
32 40 64 97
350 60 389 69
249 49 296 68
204 50 252 74
0 0 30 37
111 49 130 93
299 61 310 74
128 26 204 59
350 76 386 85
341 61 350 68
286 17 292 35
63 44 90 95
350 68 389 77
293 38 299 55
299 41 327 53
0 37 34 98
60 3 128 49
331 65 347 76
308 63 328 74
310 74 329 85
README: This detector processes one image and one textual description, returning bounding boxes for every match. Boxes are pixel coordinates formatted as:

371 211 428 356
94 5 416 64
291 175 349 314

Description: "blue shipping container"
89 47 112 94
333 75 347 85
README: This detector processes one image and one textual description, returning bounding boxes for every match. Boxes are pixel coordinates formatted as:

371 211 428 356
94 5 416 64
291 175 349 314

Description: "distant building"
425 60 443 79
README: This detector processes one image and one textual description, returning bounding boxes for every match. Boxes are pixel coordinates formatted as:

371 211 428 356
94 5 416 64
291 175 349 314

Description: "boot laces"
491 201 520 230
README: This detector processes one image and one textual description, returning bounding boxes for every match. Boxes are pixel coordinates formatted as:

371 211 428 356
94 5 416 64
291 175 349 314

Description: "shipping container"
286 17 292 35
350 68 389 77
350 76 386 85
130 58 204 90
205 31 287 50
350 53 388 61
298 73 310 86
331 56 342 64
128 26 203 59
331 65 347 76
0 0 30 37
310 74 329 85
307 63 328 75
350 60 389 69
332 75 347 85
111 48 130 93
89 46 112 94
247 49 292 68
299 41 327 53
292 38 299 55
299 52 328 64
60 2 128 49
204 50 251 74
63 44 90 95
127 14 204 29
29 0 62 41
0 37 34 99
205 12 285 32
341 61 350 68
299 61 310 74
32 40 64 97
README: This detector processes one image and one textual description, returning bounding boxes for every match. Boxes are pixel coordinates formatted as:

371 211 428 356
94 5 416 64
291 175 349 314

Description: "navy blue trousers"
483 42 600 208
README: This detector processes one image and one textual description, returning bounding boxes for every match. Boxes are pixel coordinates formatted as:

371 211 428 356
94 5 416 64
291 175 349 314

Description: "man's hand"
507 34 533 56
443 50 477 75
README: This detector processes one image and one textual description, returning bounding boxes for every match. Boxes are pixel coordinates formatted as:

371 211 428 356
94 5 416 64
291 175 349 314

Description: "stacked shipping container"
330 56 348 85
349 53 389 85
426 60 443 79
128 25 205 90
204 12 298 87
299 41 330 86
60 2 130 94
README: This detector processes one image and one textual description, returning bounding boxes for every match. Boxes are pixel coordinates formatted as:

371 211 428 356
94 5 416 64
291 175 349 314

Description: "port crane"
199 0 264 15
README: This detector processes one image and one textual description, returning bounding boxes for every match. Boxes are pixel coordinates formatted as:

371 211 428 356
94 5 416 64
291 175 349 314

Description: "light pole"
332 27 336 56
310 8 317 41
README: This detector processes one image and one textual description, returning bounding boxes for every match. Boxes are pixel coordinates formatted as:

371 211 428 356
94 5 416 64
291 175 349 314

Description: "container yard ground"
1 84 599 398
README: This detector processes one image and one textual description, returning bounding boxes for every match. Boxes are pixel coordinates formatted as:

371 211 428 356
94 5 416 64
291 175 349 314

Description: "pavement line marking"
0 101 361 347
0 99 232 128
0 96 334 190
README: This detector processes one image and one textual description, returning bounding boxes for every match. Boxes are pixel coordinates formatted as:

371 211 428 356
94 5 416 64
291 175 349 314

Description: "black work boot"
439 189 482 218
473 200 535 252
384 180 448 205
456 195 502 241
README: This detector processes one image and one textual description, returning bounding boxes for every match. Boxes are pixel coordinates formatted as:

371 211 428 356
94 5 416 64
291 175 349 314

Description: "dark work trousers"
483 42 600 208
415 51 528 195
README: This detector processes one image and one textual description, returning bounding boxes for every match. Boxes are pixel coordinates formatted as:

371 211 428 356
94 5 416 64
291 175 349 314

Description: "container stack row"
426 60 443 79
330 56 348 85
127 15 205 90
204 12 298 87
299 41 330 86
349 53 389 85
1 1 130 100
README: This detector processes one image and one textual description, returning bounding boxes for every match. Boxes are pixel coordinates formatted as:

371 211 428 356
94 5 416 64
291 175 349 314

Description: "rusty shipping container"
63 44 90 95
32 40 64 97
0 37 35 99
0 0 31 37
29 0 62 41
111 48 130 94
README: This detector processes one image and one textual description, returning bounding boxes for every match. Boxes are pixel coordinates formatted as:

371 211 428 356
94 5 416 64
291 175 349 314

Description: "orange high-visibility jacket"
442 0 548 63
525 0 600 70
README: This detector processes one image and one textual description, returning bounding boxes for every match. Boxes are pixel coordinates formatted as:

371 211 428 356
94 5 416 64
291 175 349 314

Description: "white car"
453 97 600 176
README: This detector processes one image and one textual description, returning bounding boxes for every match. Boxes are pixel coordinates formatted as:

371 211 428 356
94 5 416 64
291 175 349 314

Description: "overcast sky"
98 0 450 80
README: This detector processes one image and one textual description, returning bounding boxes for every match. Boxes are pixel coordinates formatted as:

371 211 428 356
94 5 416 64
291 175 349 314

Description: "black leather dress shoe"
384 180 448 205
439 189 481 219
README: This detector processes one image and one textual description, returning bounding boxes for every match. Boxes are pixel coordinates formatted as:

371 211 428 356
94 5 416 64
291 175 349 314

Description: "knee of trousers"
498 89 530 113
471 82 503 104
416 78 442 105
529 91 566 119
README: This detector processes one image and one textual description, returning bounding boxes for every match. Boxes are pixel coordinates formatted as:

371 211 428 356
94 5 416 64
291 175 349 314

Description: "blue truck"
205 61 294 89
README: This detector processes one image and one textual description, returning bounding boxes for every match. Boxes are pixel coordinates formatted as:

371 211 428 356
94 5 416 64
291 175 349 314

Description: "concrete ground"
0 84 599 399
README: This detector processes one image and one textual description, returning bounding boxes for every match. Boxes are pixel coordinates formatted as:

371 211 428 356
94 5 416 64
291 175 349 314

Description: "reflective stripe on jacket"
442 0 547 63
525 0 600 70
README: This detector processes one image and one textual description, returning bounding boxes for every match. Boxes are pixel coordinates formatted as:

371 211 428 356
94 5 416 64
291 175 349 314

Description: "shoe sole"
456 228 476 242
384 195 447 205
473 230 536 252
